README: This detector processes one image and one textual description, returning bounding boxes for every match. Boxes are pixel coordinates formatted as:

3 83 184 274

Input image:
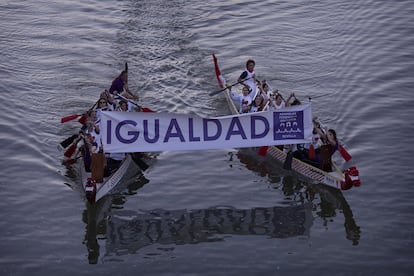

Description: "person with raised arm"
238 59 257 96
228 83 255 113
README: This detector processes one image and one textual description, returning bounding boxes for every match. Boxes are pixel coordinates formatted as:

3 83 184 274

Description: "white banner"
100 104 313 153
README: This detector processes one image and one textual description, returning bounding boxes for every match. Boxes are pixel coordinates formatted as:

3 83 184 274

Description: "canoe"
78 153 145 203
61 113 151 204
212 54 360 190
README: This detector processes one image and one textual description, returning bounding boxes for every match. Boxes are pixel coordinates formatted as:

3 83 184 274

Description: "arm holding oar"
209 73 252 96
115 94 155 112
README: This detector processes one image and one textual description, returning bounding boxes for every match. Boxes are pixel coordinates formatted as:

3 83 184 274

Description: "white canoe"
72 153 144 203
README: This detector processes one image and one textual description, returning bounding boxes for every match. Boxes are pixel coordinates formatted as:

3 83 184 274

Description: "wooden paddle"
60 99 99 124
115 94 155 112
58 134 79 151
209 73 251 96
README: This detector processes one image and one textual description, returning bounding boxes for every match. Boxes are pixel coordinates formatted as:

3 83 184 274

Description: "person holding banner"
257 80 272 100
249 94 267 113
116 100 129 112
301 126 339 172
99 90 117 109
228 84 255 113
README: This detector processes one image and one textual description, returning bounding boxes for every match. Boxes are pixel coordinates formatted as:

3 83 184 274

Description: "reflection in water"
82 174 150 264
81 148 360 263
105 203 313 256
235 148 361 245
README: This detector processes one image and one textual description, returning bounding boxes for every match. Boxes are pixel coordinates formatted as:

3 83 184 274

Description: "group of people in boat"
63 59 341 179
231 59 339 173
228 59 301 114
63 68 147 178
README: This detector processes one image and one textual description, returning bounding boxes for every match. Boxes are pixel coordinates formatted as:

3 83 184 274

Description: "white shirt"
241 70 256 96
272 100 286 110
230 90 253 113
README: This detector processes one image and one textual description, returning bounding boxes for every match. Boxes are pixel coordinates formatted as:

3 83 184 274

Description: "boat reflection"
105 203 313 257
82 174 150 264
81 149 360 264
235 148 361 246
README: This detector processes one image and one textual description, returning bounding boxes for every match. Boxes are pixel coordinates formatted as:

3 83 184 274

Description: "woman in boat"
293 124 321 167
238 59 257 96
318 128 339 172
301 126 339 172
99 90 117 109
257 80 272 99
228 84 255 113
249 94 267 112
117 99 132 112
80 132 99 172
109 70 138 100
85 119 102 150
95 97 115 128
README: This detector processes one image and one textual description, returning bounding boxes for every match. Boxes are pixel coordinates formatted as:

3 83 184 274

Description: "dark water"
1 0 413 275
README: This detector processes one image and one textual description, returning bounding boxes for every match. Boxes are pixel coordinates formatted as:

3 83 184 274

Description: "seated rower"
117 99 133 112
80 133 98 172
249 94 267 112
228 84 255 113
294 126 339 172
318 128 339 172
109 69 138 100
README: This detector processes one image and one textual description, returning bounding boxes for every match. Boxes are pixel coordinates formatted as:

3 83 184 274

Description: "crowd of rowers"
64 60 341 175
230 59 340 172
62 69 148 177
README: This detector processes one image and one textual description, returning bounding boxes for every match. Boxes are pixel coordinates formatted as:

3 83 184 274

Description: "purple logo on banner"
273 111 304 140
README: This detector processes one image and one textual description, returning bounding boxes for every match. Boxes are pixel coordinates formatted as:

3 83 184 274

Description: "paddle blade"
78 114 87 125
142 107 155 112
213 53 225 88
339 144 352 162
61 114 79 123
60 134 78 149
64 144 77 158
258 146 269 156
